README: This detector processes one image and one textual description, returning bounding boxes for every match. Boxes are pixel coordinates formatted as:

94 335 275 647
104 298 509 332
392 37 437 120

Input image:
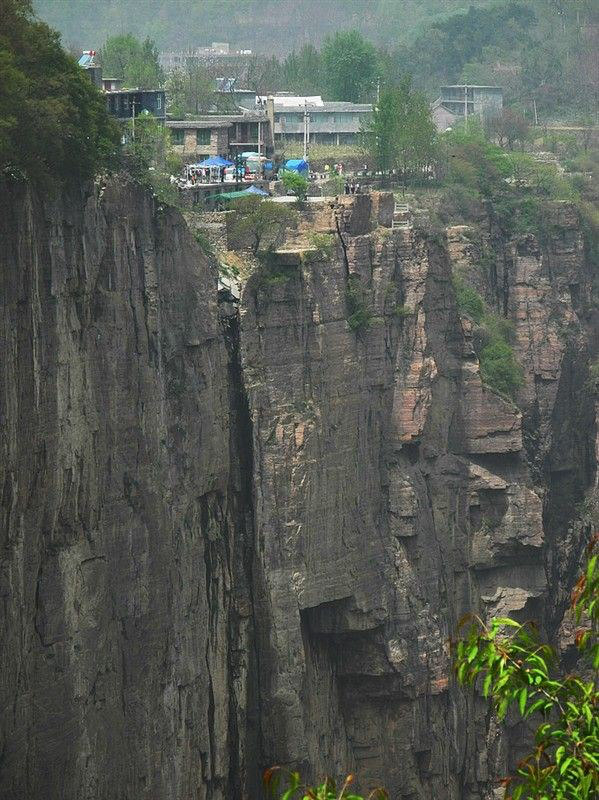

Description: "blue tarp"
196 156 233 167
245 185 269 196
284 159 309 173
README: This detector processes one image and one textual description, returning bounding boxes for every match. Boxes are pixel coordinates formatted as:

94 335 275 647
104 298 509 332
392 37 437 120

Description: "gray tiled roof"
274 102 372 113
166 112 267 129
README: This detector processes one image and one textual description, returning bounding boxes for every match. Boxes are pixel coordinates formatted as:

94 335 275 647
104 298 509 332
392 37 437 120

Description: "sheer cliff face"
0 181 596 800
240 196 596 798
0 178 255 800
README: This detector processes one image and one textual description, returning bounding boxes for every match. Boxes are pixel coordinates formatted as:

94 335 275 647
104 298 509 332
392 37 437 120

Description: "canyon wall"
0 177 256 800
0 180 596 799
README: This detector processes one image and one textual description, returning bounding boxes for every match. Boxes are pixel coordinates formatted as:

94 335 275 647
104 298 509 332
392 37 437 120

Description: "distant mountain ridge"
33 0 496 54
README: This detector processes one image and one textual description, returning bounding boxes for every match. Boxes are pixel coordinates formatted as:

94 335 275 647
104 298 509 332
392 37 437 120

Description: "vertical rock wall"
240 195 597 798
0 182 596 799
0 178 255 800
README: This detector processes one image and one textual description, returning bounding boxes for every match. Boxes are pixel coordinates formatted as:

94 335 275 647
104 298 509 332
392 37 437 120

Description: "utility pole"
533 97 538 127
303 100 309 161
131 97 136 140
464 85 468 129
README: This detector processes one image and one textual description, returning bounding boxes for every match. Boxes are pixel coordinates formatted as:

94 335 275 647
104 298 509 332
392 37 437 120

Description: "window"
157 94 162 110
171 129 184 145
196 128 211 146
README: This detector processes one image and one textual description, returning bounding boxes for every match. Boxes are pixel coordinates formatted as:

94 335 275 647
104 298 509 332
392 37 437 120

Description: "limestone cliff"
0 180 596 799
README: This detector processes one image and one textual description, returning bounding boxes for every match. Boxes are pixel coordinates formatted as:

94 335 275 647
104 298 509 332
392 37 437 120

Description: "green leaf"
483 673 492 697
525 698 546 718
494 617 521 627
559 756 573 775
518 687 528 716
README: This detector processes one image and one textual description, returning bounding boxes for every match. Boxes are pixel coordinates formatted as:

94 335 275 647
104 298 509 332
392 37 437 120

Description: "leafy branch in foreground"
455 534 598 799
263 768 388 800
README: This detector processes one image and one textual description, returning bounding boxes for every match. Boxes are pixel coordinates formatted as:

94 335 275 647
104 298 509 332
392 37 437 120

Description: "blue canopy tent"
196 156 234 167
187 155 234 185
284 159 309 174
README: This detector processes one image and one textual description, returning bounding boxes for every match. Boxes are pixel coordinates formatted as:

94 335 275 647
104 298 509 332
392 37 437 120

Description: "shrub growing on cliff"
228 196 298 254
346 275 373 332
479 338 523 401
454 279 523 401
0 0 120 183
454 535 599 799
263 768 388 800
454 277 485 324
282 171 309 202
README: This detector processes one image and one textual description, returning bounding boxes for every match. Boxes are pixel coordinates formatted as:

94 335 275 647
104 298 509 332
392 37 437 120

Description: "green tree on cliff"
455 535 599 799
362 85 398 174
0 0 119 183
362 78 437 181
322 30 377 102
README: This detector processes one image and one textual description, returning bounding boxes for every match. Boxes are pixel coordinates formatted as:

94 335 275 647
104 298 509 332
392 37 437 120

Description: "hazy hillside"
33 0 496 53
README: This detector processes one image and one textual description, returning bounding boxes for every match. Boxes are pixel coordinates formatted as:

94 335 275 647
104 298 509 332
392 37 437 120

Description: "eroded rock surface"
0 177 256 800
0 183 596 800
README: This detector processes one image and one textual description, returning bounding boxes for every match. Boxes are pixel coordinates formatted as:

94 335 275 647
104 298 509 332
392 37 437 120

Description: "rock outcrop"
0 181 596 799
0 177 256 800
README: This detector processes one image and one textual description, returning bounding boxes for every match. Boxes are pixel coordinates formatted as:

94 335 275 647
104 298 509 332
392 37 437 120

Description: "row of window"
106 93 163 116
278 113 369 125
171 129 212 145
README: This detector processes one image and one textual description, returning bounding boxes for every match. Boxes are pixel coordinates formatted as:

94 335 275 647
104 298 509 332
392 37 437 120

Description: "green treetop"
101 33 163 88
0 0 119 183
362 77 437 181
321 30 377 103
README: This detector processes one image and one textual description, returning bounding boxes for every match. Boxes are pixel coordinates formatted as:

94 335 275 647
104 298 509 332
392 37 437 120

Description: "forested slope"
33 0 497 52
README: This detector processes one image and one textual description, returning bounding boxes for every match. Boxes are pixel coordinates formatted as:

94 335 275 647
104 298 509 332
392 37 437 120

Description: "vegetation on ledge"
454 277 523 402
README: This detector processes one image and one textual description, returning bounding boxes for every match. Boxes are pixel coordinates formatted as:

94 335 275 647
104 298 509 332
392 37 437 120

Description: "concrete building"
258 95 373 146
78 50 166 124
166 113 274 161
431 98 459 133
439 85 503 120
159 43 253 76
105 89 166 123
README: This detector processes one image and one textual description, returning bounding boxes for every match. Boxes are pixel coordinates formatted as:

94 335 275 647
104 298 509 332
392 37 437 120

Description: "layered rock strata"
0 181 596 799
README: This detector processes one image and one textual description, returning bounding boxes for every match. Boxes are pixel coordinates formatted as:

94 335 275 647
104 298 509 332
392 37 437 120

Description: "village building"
166 112 274 161
431 98 460 133
438 85 503 119
105 88 166 123
78 51 166 124
159 42 254 78
257 95 373 146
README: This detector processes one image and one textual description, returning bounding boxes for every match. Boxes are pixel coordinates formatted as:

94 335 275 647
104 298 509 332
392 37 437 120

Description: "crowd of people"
344 180 362 194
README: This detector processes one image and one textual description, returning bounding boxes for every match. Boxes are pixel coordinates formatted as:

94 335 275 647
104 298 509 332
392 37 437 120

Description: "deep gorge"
0 176 596 800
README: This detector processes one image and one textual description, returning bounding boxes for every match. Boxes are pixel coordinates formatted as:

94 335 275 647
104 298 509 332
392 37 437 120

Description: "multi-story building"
78 50 166 124
257 95 373 146
166 112 274 161
105 89 166 123
159 43 254 79
438 85 503 120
